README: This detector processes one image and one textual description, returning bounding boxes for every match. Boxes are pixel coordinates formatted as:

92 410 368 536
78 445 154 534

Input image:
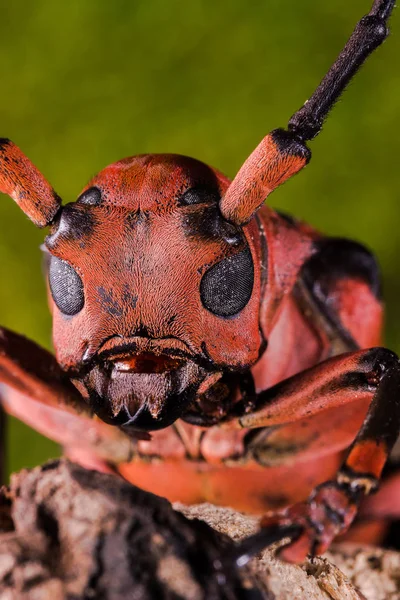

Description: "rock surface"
0 460 259 599
178 503 400 600
1 459 400 599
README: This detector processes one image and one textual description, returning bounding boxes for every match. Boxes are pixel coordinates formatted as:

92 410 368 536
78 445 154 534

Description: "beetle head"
0 141 265 430
41 154 263 429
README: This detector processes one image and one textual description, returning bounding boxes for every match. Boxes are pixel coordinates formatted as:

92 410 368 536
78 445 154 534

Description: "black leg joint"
354 347 400 454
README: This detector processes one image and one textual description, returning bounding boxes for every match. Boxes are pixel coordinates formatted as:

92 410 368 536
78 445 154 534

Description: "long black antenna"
288 0 396 142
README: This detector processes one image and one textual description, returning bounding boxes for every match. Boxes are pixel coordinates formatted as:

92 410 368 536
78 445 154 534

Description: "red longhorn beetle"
0 0 399 565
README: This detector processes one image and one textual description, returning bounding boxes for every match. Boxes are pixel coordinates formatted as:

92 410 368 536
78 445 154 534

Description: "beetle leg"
230 348 397 430
232 347 400 563
220 0 394 225
0 327 135 466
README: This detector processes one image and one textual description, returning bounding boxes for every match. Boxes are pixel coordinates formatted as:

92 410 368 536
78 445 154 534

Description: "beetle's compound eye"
200 247 254 317
48 256 84 316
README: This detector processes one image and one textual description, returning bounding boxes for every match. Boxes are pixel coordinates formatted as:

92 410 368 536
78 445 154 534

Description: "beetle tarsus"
233 525 303 568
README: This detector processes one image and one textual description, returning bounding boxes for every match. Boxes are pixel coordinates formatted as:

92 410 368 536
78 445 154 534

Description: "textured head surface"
44 154 263 428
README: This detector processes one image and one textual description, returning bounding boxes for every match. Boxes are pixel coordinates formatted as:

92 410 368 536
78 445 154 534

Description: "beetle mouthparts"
112 352 184 374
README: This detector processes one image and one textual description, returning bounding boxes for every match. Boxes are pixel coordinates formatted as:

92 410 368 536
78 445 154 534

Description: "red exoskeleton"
0 0 399 565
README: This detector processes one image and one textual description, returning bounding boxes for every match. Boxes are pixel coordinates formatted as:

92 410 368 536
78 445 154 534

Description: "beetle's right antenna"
289 0 395 142
0 139 62 228
220 0 395 226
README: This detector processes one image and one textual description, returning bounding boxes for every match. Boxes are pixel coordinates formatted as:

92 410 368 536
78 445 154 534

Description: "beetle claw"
234 481 360 567
233 524 303 568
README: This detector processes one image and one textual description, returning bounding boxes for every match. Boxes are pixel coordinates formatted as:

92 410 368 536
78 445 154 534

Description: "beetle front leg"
0 327 135 466
232 347 400 564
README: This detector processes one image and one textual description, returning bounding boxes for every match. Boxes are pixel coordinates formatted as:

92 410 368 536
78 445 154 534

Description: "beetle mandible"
0 0 399 564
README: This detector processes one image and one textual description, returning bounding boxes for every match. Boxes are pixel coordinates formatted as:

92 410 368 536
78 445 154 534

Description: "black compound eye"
200 247 254 317
48 256 84 316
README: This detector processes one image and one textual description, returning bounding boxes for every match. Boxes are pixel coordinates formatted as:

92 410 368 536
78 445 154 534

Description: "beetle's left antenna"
220 0 395 226
0 139 62 227
0 140 62 481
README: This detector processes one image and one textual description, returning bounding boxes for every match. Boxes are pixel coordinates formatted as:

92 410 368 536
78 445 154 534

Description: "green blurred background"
0 0 399 476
